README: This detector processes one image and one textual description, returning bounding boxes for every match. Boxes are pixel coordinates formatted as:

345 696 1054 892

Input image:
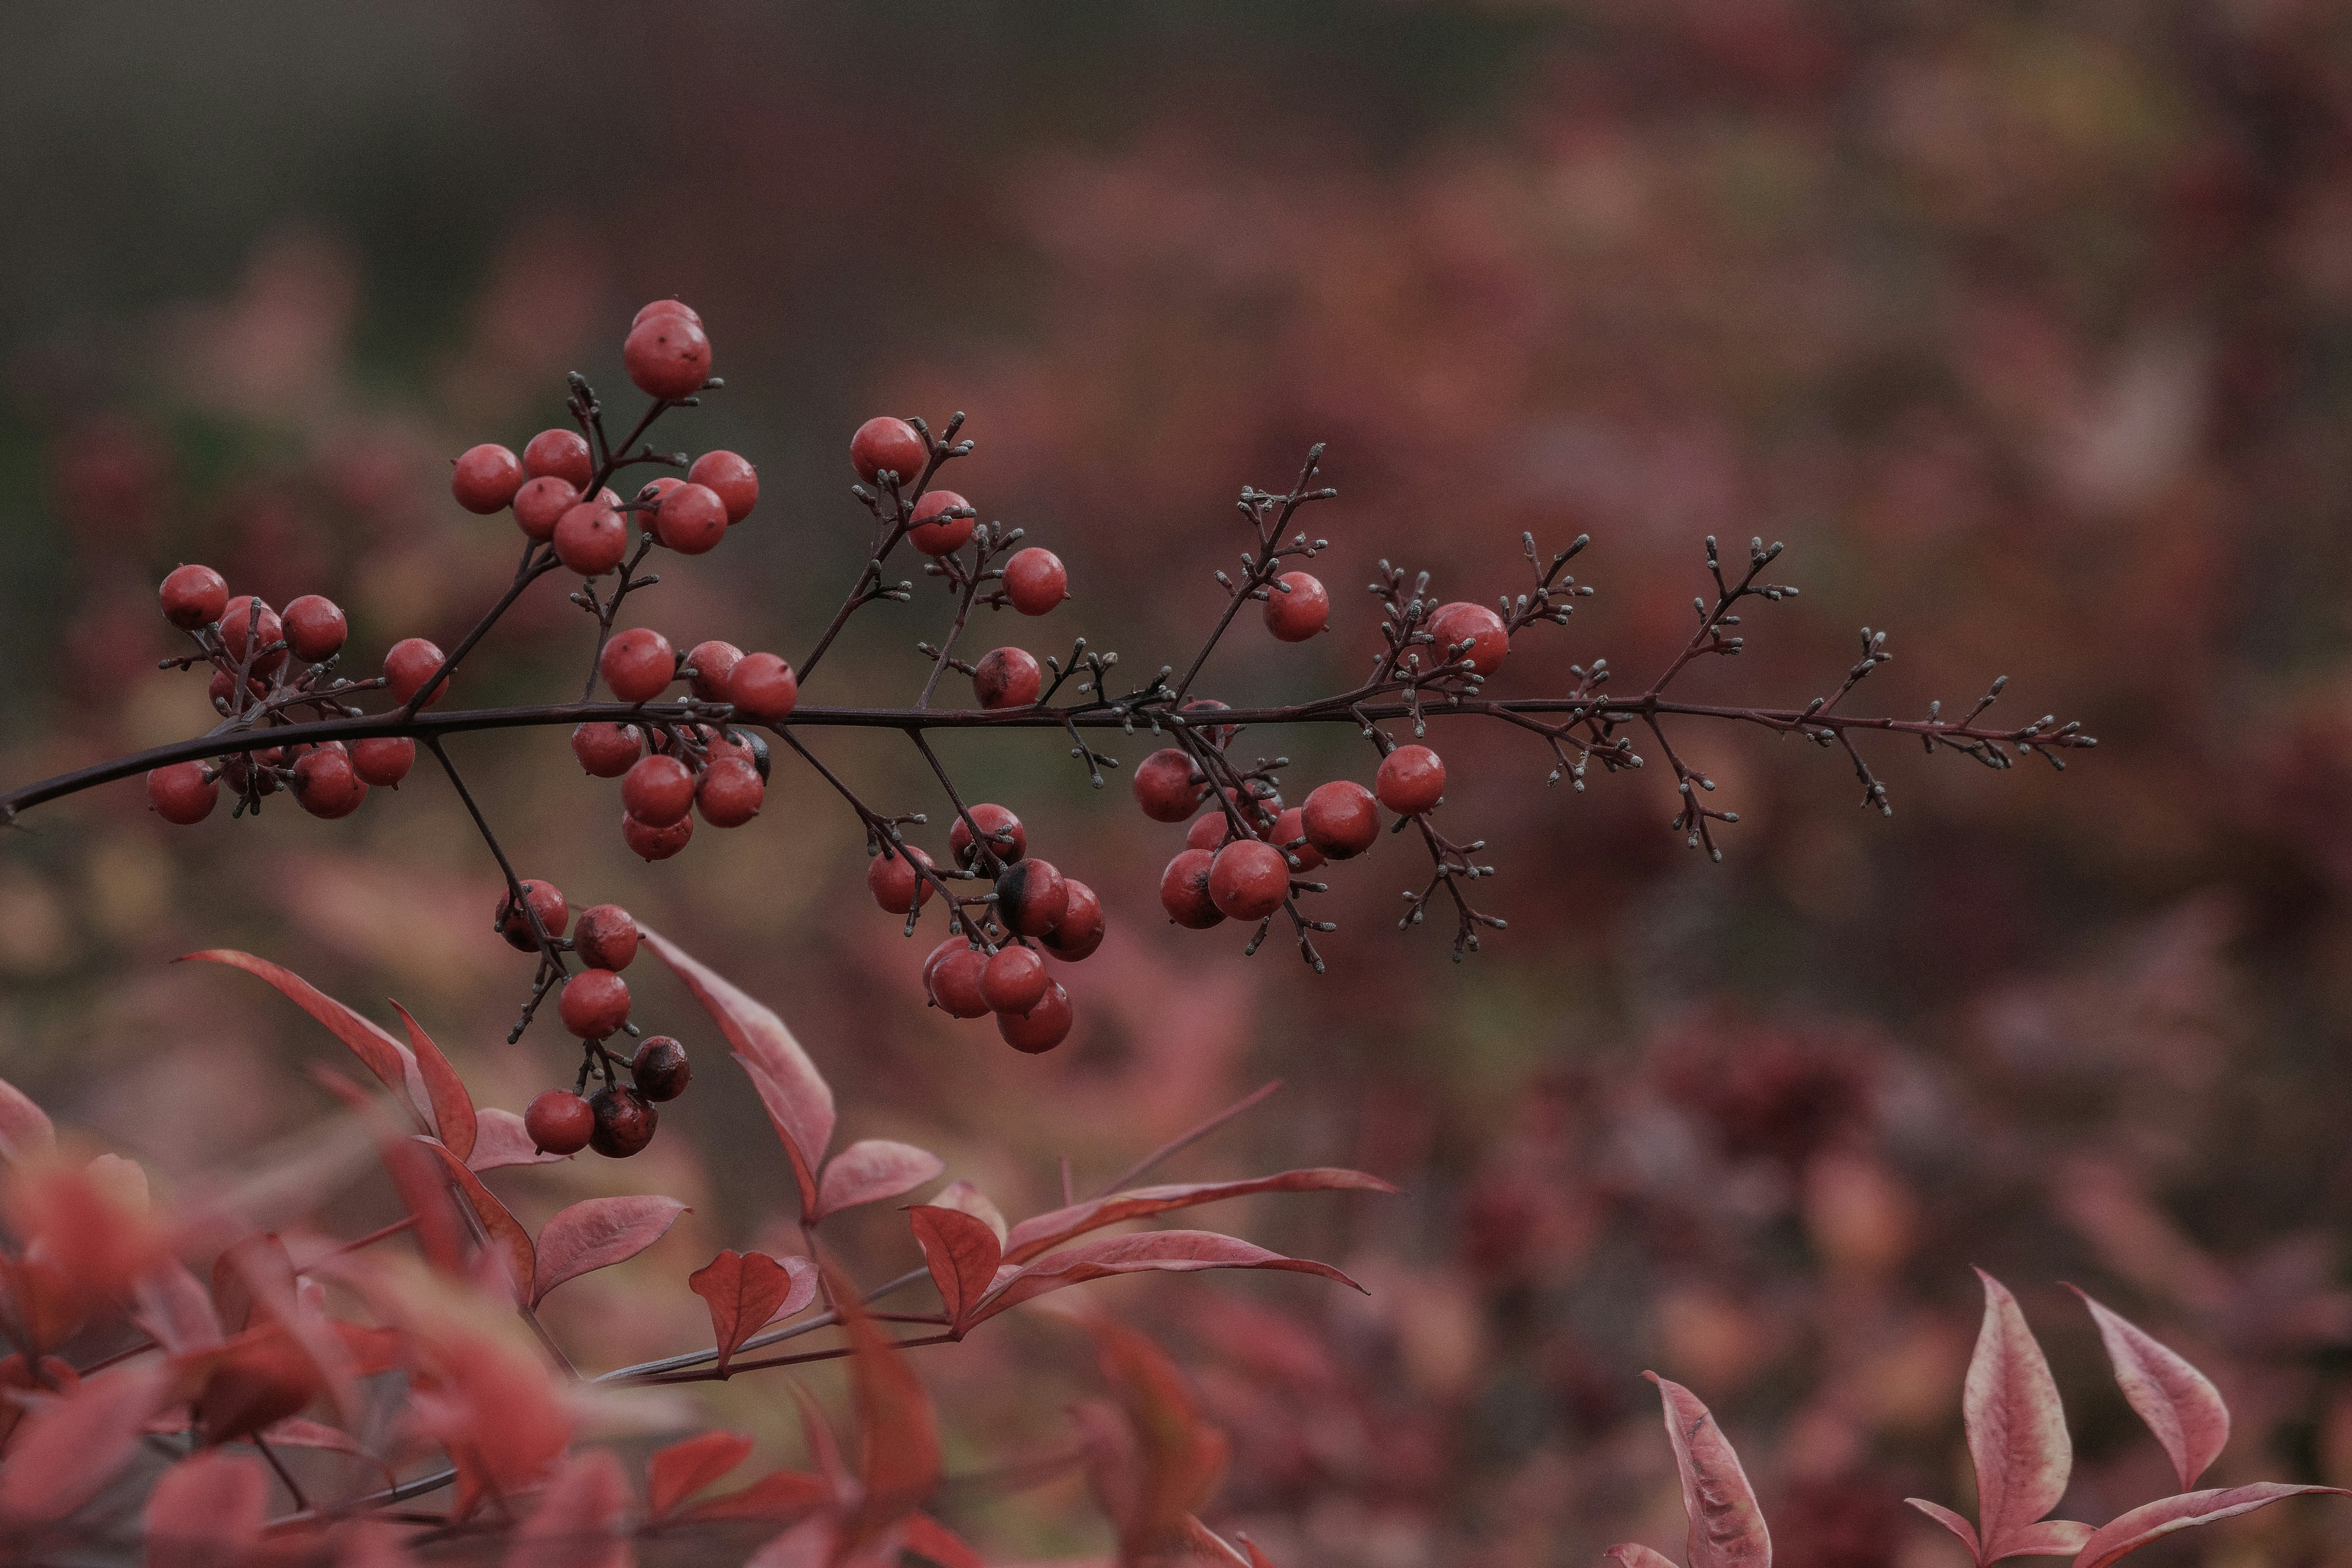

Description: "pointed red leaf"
466 1108 570 1171
902 1513 990 1568
1966 1271 2073 1564
813 1139 944 1221
1647 1372 1770 1568
930 1179 1008 1243
644 927 834 1212
677 1467 834 1523
1908 1499 1983 1558
211 1233 296 1335
0 1361 172 1525
390 1001 476 1163
2068 1286 2230 1491
145 1449 270 1566
1239 1537 1282 1568
2073 1485 2345 1568
649 1430 755 1519
908 1205 1002 1331
1090 1314 1230 1558
968 1231 1364 1329
839 1275 942 1539
502 1447 630 1568
1605 1547 1684 1568
1001 1169 1398 1265
415 1137 535 1302
185 951 428 1125
690 1250 817 1373
530 1195 689 1305
0 1075 54 1163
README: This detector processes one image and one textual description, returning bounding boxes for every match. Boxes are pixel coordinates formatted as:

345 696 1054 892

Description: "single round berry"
622 755 696 826
1270 805 1323 872
351 737 415 788
1186 813 1236 852
851 417 926 484
949 804 1026 869
997 982 1073 1054
972 647 1041 709
282 595 347 663
652 481 727 555
555 500 628 576
495 880 569 952
867 846 936 915
979 945 1050 1015
588 1085 657 1158
451 443 526 514
624 314 712 401
1428 601 1509 677
925 941 990 1019
995 858 1068 937
633 476 682 542
513 476 580 541
559 968 631 1039
728 652 798 722
1039 878 1105 962
1179 698 1236 748
688 450 758 523
292 748 368 820
219 597 285 672
384 638 448 706
1375 745 1446 815
525 1090 595 1156
1133 748 1207 823
686 641 742 703
696 758 764 827
572 903 640 971
159 565 228 630
572 722 643 777
147 763 218 824
599 627 674 704
623 810 694 861
632 298 701 330
1159 849 1225 929
704 727 769 779
630 1037 692 1102
908 489 974 555
523 429 595 490
1302 780 1380 860
1263 570 1330 642
1210 839 1289 921
1003 548 1067 616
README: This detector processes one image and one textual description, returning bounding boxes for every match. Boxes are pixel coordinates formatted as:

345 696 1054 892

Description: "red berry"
599 628 674 703
292 748 368 819
995 858 1068 937
1302 780 1380 860
147 763 218 824
631 1037 691 1101
525 1090 595 1156
495 880 570 952
1428 601 1509 677
651 481 726 555
925 941 990 1019
523 429 594 490
867 846 936 914
1003 548 1067 616
451 444 525 514
559 968 631 1039
1186 813 1236 852
688 450 758 523
1376 745 1446 815
972 647 1040 709
219 597 285 673
1179 698 1237 748
634 477 684 544
686 641 742 703
696 758 764 827
588 1085 657 1158
221 747 283 798
1263 571 1329 642
908 489 974 555
622 755 696 826
159 565 227 630
384 638 448 706
1159 850 1224 929
1040 878 1105 962
632 298 701 330
851 417 926 484
979 945 1049 1014
555 500 628 576
622 811 693 861
997 981 1072 1054
352 736 416 787
572 904 639 971
949 804 1026 869
1270 806 1323 872
282 595 347 663
1210 839 1289 921
624 314 712 401
573 722 643 777
1133 748 1206 823
513 476 580 541
728 653 798 722
209 669 266 712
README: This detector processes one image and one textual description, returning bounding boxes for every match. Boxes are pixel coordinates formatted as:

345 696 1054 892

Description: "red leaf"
391 1001 477 1163
1966 1271 2075 1564
258 1416 398 1487
1001 1168 1398 1265
1090 1314 1230 1558
1605 1547 1684 1568
676 1467 833 1523
184 951 428 1125
502 1447 630 1568
2068 1286 2230 1491
1647 1372 1770 1568
1907 1498 1982 1558
813 1139 944 1221
648 1429 755 1520
839 1269 941 1539
0 1360 172 1525
132 1259 224 1355
930 1180 1008 1243
902 1513 990 1568
644 927 834 1212
969 1231 1365 1329
466 1109 570 1171
0 1075 54 1163
690 1250 817 1373
415 1138 535 1302
145 1449 270 1567
1239 1537 1283 1568
2072 1485 2346 1568
530 1195 690 1305
908 1205 1001 1331
211 1233 296 1335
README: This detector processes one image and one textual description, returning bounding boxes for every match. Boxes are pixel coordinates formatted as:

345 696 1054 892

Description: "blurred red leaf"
1647 1372 1770 1568
902 1513 990 1568
259 1415 396 1487
0 1360 172 1526
210 1233 295 1336
502 1447 630 1568
391 1000 477 1163
132 1259 224 1355
969 1232 1364 1328
648 1429 753 1520
530 1195 689 1305
1607 1547 1683 1568
184 950 426 1125
1001 1169 1397 1265
2068 1286 2230 1491
838 1267 941 1541
690 1250 816 1373
2073 1484 2346 1568
908 1205 1001 1331
813 1139 944 1221
144 1449 269 1567
1966 1272 2078 1564
415 1138 535 1302
1088 1314 1230 1559
676 1467 833 1524
0 1075 54 1163
186 1321 326 1444
1239 1537 1282 1568
467 1109 570 1172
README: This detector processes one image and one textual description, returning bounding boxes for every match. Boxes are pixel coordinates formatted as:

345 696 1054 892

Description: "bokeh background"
6 2 2352 1563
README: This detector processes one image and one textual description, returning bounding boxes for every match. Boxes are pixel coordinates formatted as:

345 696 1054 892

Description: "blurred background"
4 1 2352 1563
